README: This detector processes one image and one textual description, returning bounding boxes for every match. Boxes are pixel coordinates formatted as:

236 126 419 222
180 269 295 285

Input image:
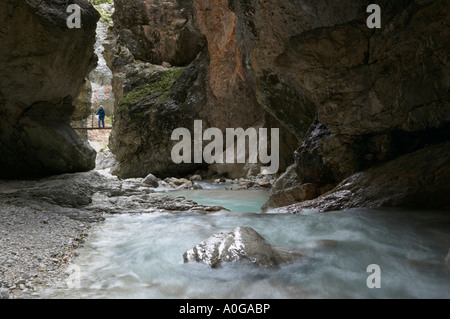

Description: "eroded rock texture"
108 0 297 179
0 0 99 178
109 53 211 178
113 0 206 66
276 141 450 212
109 0 449 210
107 0 207 178
242 0 450 211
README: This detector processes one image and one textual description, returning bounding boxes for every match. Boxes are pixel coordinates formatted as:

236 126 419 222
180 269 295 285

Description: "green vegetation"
95 7 111 23
119 67 186 110
105 115 114 126
99 145 108 152
91 0 114 23
90 0 113 5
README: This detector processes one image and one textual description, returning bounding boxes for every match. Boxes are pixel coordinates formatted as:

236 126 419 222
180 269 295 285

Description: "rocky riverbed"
0 170 232 299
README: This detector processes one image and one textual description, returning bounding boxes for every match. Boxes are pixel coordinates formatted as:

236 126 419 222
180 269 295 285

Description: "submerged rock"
183 226 305 268
192 183 203 190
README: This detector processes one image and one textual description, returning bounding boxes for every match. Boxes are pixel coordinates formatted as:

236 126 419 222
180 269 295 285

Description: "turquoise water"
37 188 450 299
166 188 270 213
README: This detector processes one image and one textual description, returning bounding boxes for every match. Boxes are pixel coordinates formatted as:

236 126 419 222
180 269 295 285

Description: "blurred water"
39 194 450 299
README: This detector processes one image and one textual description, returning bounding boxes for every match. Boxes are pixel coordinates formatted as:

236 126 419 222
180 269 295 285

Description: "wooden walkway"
72 127 113 130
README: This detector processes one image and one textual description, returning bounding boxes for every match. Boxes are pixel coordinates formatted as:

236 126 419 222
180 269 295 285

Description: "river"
37 182 450 299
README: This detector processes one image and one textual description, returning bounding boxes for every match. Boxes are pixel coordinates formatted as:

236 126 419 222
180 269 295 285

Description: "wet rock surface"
142 174 160 188
275 141 450 213
183 226 305 268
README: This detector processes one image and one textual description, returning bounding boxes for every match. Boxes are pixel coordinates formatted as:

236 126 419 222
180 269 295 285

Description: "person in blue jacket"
96 106 106 128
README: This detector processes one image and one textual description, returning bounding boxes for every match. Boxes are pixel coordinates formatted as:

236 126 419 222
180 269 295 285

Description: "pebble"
211 174 277 189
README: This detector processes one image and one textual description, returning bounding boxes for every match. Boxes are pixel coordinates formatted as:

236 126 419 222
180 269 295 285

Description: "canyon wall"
0 0 99 178
243 0 449 211
109 0 449 210
108 0 297 179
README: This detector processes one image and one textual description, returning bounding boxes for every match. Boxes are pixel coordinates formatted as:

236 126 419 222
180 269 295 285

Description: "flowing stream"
38 182 450 299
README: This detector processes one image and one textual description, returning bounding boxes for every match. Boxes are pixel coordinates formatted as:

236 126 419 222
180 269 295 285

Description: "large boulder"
276 141 450 212
0 0 99 178
183 226 305 268
0 171 108 208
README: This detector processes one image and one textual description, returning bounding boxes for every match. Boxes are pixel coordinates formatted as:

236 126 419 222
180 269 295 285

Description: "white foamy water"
37 189 450 299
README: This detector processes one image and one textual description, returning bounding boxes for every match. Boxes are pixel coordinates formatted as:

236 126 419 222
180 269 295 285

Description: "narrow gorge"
0 0 449 300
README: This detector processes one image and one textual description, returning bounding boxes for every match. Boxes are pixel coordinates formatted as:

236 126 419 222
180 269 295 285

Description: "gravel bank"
0 203 94 299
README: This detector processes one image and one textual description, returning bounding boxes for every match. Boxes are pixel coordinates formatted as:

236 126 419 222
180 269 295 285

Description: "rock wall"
275 141 450 212
113 0 206 66
245 0 450 211
108 0 449 210
108 0 297 179
0 0 99 178
109 53 211 178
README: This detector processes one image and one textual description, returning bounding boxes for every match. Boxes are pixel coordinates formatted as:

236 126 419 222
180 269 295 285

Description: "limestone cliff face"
0 0 99 178
108 0 297 178
236 0 449 211
109 53 211 178
113 0 206 66
109 0 449 210
107 0 208 178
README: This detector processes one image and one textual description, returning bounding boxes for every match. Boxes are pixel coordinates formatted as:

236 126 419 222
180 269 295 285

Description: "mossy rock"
119 66 186 110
